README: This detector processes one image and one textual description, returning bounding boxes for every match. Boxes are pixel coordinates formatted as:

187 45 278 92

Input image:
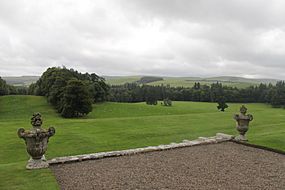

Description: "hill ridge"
3 75 280 88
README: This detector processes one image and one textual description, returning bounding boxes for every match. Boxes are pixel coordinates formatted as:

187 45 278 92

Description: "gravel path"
51 142 285 190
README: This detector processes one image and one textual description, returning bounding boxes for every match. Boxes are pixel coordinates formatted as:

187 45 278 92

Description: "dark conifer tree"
60 79 92 118
217 97 228 112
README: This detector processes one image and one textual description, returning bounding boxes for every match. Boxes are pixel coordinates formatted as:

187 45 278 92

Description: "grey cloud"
121 0 285 29
0 0 285 79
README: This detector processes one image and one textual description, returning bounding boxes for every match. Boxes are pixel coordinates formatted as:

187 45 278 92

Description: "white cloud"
0 0 285 79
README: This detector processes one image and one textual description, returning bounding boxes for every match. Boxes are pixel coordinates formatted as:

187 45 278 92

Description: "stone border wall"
48 133 234 165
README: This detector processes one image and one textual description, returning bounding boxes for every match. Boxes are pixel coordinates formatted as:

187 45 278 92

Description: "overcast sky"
0 0 285 79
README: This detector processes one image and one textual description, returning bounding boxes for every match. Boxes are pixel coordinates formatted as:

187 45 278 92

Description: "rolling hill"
3 75 279 88
3 76 39 87
105 75 279 88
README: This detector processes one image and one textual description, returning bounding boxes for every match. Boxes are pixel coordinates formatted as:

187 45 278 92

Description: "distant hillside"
3 76 39 86
204 76 278 84
105 75 279 88
103 76 141 85
3 75 279 88
136 76 164 84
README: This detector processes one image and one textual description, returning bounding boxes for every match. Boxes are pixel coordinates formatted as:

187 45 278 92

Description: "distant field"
148 77 254 88
4 75 278 88
103 76 141 85
105 76 278 88
0 95 284 189
3 76 39 87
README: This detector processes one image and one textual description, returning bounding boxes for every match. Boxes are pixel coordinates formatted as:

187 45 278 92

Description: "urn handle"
233 114 239 120
48 127 56 137
18 128 25 138
248 114 253 121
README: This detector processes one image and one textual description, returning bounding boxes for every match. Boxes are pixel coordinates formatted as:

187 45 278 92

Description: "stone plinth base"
26 158 49 169
234 135 248 141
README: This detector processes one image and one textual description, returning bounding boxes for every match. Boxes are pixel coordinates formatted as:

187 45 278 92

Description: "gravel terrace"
51 142 285 190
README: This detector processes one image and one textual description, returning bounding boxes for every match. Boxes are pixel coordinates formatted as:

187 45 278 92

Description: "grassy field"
104 76 278 88
3 76 39 87
104 76 141 85
0 95 284 189
148 77 255 88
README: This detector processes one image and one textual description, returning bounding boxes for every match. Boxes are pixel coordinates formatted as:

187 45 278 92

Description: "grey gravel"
51 142 285 190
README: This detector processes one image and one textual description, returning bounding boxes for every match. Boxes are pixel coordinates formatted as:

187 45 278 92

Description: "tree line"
0 76 28 95
2 70 285 116
108 81 285 108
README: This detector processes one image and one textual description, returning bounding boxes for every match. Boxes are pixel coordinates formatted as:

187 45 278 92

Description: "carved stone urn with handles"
18 113 55 169
233 105 253 141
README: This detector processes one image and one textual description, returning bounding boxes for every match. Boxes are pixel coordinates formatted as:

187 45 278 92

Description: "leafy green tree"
210 82 223 102
162 98 172 106
48 76 67 108
60 79 92 118
89 75 110 102
0 77 9 96
145 86 158 105
269 81 285 108
146 97 157 105
217 98 228 111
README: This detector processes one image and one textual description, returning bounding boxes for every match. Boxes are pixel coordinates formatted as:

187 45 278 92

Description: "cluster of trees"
162 98 172 106
136 76 164 84
29 67 109 118
0 77 9 96
0 77 28 95
108 81 285 108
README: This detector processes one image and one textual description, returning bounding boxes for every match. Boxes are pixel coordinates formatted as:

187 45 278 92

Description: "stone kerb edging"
48 133 234 165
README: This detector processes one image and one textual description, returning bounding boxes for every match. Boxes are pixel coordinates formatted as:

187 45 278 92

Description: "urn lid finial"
31 112 43 128
240 105 247 114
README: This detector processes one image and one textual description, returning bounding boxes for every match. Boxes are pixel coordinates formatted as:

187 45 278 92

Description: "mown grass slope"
0 95 284 189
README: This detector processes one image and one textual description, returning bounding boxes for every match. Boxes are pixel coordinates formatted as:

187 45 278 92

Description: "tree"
145 86 158 105
217 98 228 112
60 79 92 118
48 76 67 108
210 82 223 102
162 98 172 106
146 97 158 105
0 77 9 96
269 81 285 108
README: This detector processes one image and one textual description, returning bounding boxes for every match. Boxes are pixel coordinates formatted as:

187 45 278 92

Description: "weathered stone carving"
18 113 55 169
233 105 253 141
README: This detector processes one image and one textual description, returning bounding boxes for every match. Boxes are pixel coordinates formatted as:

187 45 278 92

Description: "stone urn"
233 105 253 141
18 113 55 169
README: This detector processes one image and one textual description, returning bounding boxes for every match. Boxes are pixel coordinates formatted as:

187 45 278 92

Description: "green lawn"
0 95 284 189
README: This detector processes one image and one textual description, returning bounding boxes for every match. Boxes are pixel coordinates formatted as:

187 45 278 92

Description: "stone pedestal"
27 157 49 169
